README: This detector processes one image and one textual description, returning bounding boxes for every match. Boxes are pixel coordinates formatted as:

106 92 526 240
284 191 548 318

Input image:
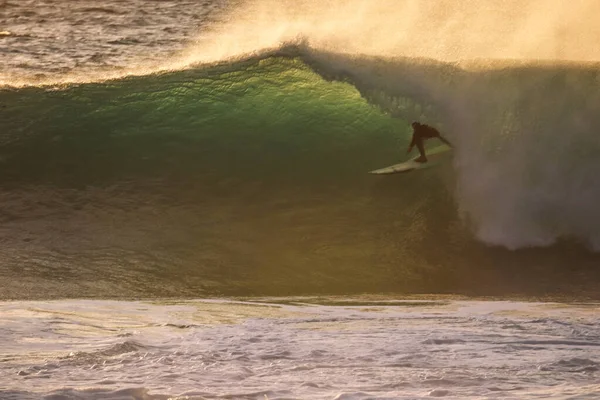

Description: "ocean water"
0 0 228 82
2 1 600 398
2 299 600 399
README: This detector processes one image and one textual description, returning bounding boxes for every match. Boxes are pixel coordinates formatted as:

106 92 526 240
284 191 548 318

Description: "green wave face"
0 54 599 299
1 57 405 185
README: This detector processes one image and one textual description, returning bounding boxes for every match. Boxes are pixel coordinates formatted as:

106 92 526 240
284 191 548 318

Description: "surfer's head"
412 122 421 129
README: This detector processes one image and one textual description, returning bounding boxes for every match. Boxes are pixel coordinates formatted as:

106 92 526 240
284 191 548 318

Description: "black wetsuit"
408 123 450 162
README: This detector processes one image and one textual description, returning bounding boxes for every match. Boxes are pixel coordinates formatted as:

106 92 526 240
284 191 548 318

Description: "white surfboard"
369 145 452 175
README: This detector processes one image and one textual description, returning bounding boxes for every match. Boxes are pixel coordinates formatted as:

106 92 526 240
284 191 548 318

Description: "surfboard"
369 145 452 175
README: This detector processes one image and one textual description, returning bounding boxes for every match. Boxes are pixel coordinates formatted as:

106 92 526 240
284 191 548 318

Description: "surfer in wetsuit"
407 122 452 163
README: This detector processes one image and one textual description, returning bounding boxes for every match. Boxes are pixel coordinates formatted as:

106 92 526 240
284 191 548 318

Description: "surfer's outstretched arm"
438 135 452 147
407 135 416 154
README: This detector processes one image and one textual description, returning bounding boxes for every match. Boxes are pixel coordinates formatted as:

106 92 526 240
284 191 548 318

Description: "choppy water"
2 299 600 399
0 0 228 82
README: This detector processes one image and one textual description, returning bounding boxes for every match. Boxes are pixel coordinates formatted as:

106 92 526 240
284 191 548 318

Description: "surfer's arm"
407 134 416 153
438 135 452 147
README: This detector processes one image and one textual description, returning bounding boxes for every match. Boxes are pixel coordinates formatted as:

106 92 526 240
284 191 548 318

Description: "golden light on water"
4 0 600 87
178 0 600 66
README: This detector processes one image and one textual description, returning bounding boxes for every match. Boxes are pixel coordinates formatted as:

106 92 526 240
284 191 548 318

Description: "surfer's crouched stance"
407 122 452 163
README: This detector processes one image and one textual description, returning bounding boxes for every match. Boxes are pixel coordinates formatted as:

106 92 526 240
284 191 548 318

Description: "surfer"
407 122 452 163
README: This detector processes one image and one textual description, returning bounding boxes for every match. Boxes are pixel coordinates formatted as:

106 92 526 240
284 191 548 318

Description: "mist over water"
450 66 600 249
178 0 600 67
298 48 600 250
4 0 600 85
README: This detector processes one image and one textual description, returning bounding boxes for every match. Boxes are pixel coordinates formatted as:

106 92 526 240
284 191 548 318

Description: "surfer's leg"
415 137 427 163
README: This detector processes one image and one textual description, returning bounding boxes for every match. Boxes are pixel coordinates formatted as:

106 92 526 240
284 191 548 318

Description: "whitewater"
2 298 600 399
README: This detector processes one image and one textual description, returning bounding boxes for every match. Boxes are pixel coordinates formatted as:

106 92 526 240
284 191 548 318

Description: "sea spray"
297 47 600 250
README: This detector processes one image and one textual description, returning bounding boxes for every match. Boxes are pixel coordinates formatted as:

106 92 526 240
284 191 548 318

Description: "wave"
1 45 600 298
297 46 600 249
